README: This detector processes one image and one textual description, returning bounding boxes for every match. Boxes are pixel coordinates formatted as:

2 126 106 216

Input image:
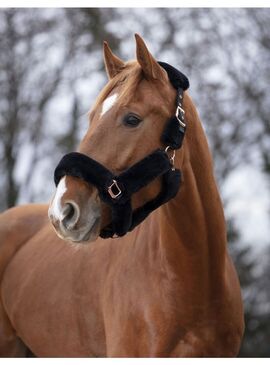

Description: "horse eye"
123 114 142 127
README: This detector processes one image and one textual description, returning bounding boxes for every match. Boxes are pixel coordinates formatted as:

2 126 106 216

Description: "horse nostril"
61 202 80 230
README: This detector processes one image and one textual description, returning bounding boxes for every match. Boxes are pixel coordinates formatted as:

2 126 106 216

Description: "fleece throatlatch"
54 62 189 238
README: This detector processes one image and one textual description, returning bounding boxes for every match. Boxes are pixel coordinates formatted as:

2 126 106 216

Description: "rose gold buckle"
176 106 186 128
107 179 122 199
165 146 176 171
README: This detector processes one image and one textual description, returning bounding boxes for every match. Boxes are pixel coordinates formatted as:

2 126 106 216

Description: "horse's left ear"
135 33 167 82
103 41 125 79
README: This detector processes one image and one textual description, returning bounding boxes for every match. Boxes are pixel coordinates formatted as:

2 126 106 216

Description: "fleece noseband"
54 62 189 238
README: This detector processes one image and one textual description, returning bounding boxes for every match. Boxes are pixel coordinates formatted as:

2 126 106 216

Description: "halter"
54 62 189 238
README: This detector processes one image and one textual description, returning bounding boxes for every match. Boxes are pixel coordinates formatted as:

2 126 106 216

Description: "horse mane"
91 61 143 115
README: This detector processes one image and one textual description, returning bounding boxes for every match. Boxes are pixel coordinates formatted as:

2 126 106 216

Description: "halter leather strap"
54 62 189 238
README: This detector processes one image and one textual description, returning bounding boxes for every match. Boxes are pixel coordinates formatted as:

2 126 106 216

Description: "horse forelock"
90 61 144 118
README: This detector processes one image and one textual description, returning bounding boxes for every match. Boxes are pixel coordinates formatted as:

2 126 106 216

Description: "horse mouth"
52 215 101 244
78 216 101 242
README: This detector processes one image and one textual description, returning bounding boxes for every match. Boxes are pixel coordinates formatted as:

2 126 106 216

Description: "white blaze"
101 93 118 116
48 176 67 221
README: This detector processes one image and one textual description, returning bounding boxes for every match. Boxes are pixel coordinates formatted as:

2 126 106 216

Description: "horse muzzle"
48 176 102 243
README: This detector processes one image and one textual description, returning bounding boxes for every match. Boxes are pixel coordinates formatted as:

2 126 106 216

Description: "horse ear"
103 41 125 79
135 33 167 81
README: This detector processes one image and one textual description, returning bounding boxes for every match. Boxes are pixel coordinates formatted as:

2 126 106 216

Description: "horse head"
48 34 186 243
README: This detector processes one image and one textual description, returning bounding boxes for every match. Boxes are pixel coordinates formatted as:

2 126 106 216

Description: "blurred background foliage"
0 8 269 357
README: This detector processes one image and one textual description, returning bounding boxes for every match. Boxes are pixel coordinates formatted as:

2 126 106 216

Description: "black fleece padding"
55 149 172 206
158 61 189 91
162 115 185 150
158 63 189 150
100 168 182 238
54 152 112 191
109 200 132 237
129 168 181 230
110 150 171 203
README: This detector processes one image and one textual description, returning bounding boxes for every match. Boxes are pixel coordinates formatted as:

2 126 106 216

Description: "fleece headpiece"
54 62 189 238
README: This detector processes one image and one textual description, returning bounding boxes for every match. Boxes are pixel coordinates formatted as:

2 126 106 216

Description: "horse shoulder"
0 204 49 356
0 204 49 282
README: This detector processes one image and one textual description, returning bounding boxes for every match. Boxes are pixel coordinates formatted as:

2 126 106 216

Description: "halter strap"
100 169 181 238
54 61 189 238
54 149 180 237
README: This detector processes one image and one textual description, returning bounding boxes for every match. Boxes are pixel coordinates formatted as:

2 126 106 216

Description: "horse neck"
157 94 227 292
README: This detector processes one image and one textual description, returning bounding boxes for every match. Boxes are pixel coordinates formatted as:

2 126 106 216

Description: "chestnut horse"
0 34 244 357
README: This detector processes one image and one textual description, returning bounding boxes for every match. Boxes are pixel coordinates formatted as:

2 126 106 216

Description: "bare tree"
0 9 65 208
0 8 119 208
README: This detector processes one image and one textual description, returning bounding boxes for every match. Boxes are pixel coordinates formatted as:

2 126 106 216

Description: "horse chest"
2 235 179 356
1 229 242 357
1 236 109 356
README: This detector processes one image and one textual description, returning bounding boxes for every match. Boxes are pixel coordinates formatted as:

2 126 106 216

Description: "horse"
0 34 244 357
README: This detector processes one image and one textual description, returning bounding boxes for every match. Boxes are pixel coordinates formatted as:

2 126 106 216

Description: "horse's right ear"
103 41 125 79
135 33 167 82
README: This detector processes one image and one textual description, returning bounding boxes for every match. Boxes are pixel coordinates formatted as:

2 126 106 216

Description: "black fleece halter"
54 62 189 238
